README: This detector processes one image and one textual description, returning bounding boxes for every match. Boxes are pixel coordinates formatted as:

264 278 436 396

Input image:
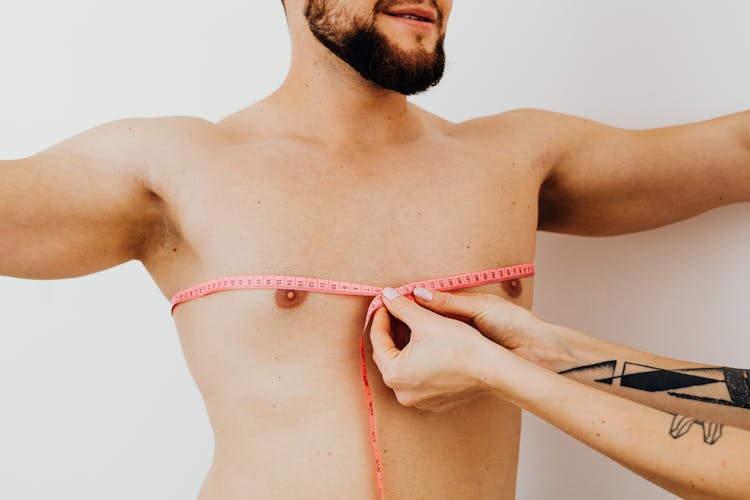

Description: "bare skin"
371 289 750 498
162 107 539 499
1 0 749 498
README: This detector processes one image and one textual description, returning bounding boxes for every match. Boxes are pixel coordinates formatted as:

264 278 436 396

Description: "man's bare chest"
148 142 541 298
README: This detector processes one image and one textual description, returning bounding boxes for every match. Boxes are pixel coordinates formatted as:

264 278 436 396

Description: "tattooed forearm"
559 362 750 411
722 368 750 409
669 414 723 445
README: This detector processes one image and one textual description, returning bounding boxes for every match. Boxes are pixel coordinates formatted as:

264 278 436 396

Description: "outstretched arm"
0 117 180 279
525 109 750 235
370 289 750 499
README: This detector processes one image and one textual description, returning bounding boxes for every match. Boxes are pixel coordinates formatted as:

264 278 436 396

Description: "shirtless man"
2 0 749 498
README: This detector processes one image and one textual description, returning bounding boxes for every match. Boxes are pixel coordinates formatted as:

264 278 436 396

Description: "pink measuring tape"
170 263 535 499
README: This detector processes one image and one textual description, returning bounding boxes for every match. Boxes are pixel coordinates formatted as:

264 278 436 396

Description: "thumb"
369 306 400 370
379 287 431 327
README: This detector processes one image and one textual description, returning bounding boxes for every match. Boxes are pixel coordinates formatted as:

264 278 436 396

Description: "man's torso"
139 105 548 499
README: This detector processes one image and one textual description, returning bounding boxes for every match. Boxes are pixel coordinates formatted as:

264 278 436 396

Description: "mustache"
374 0 442 22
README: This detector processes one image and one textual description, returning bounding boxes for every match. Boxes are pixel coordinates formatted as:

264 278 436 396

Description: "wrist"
541 322 619 373
476 341 556 406
522 320 580 372
472 341 514 394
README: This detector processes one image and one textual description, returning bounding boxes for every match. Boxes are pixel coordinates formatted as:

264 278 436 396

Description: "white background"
1 1 749 498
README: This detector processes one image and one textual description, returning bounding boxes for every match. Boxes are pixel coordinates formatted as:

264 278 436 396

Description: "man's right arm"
0 118 165 279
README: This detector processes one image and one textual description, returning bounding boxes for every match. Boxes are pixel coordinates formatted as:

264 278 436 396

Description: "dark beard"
305 1 446 96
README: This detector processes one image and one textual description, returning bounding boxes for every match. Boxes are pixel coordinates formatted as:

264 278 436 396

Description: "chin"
384 32 438 55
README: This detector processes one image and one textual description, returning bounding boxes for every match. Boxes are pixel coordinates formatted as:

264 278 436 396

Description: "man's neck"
269 38 427 149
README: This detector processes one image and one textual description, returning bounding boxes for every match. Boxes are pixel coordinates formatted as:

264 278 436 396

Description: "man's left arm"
535 109 750 235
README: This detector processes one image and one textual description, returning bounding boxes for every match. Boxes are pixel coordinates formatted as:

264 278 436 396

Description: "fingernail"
383 287 399 300
413 287 433 302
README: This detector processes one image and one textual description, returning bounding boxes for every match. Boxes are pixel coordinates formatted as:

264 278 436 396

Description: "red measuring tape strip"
170 263 535 498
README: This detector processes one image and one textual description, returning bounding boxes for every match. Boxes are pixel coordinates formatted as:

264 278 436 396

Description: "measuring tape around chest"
169 263 535 498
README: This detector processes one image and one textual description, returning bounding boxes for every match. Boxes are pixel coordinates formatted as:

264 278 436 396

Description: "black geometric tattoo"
669 414 723 445
559 360 616 381
721 368 750 408
560 361 750 410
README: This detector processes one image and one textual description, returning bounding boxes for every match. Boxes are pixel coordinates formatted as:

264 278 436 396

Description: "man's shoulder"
446 108 596 183
112 114 228 150
33 115 227 186
100 115 236 179
76 115 233 204
74 115 228 170
454 108 570 137
450 108 604 166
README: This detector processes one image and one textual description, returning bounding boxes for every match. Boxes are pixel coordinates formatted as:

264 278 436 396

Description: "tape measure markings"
169 262 535 499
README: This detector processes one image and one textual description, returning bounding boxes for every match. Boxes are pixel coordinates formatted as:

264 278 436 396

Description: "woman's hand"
370 285 583 411
372 288 750 500
369 288 507 412
405 287 573 369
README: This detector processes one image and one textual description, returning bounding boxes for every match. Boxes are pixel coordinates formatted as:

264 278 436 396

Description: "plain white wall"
1 1 748 498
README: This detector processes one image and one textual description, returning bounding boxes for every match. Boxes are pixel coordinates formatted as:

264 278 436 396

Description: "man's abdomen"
198 397 520 500
176 288 523 500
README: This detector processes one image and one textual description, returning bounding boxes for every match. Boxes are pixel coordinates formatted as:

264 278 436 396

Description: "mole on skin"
275 289 308 309
502 279 522 298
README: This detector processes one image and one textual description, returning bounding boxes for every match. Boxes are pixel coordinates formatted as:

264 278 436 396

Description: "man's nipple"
275 289 308 309
502 279 522 298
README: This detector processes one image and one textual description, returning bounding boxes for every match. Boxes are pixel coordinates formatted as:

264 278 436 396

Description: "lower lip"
382 13 435 32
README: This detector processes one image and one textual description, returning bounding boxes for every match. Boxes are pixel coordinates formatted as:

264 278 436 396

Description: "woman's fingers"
370 307 400 371
380 287 432 326
413 288 501 324
411 288 541 350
